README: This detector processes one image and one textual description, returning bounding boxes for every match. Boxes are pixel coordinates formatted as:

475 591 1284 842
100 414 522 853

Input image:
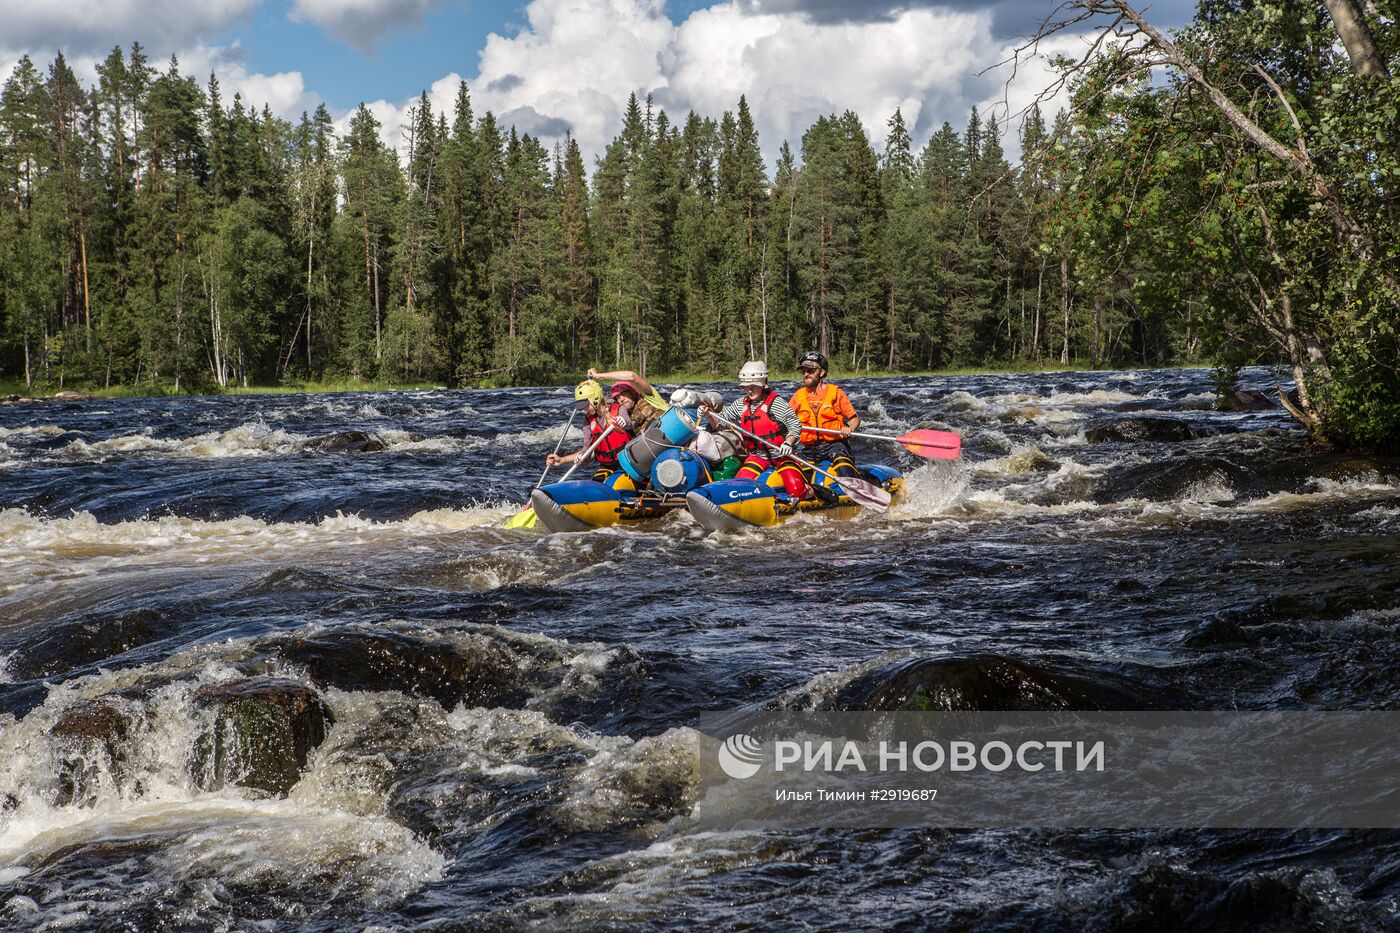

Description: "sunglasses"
799 366 820 374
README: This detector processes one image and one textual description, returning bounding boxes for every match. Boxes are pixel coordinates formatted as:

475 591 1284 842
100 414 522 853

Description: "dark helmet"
798 351 828 372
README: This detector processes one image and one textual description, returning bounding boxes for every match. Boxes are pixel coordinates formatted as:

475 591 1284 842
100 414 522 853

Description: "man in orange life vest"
790 351 861 492
546 379 633 481
702 360 809 500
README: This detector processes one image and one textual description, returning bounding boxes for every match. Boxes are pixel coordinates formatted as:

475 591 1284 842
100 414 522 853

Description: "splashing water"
1 368 1399 928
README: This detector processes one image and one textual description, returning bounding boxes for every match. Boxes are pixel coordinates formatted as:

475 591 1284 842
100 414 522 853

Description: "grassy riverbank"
1 378 443 400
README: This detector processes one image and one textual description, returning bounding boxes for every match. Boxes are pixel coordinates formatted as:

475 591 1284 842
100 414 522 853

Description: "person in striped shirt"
701 360 810 501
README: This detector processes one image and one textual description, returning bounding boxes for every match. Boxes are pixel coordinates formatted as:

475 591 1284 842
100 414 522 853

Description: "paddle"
555 423 617 483
709 412 891 512
803 425 961 460
535 407 580 487
502 408 581 530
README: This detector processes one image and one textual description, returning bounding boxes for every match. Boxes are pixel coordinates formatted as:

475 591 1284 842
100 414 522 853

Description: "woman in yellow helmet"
546 379 633 481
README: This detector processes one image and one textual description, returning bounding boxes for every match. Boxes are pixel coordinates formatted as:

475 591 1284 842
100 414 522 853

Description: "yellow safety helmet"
574 379 604 409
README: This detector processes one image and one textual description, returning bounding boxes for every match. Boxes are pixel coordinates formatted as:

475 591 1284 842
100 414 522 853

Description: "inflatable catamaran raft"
528 399 909 533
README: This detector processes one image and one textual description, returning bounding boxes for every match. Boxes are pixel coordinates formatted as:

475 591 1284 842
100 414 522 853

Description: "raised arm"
586 368 656 399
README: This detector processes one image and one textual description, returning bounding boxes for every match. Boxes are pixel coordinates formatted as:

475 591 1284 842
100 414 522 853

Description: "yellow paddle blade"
501 506 537 529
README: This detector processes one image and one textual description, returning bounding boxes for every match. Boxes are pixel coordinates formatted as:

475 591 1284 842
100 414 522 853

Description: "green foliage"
1 15 1394 448
1051 0 1399 449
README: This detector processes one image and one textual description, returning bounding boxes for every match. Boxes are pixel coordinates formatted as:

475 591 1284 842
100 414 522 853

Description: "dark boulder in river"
3 608 176 682
1215 389 1273 412
50 699 132 748
49 700 136 807
1085 417 1197 444
303 430 386 453
1093 455 1266 504
193 677 333 796
829 654 1177 712
267 627 530 709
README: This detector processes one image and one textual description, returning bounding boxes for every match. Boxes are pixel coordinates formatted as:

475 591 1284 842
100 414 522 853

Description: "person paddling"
546 379 632 481
702 361 808 501
789 351 861 497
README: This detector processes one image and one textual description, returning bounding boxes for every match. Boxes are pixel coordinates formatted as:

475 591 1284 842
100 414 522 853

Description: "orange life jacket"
740 391 785 453
588 402 630 465
791 382 849 446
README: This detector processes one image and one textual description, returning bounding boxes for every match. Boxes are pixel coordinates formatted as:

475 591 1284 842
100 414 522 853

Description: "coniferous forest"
1 0 1397 449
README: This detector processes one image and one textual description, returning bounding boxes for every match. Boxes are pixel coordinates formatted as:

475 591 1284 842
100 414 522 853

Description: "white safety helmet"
738 361 768 386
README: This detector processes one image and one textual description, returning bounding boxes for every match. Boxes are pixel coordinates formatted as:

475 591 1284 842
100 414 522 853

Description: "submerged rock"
1078 854 1376 931
193 677 333 796
1094 455 1264 504
4 608 175 682
829 654 1173 712
1084 417 1197 444
49 700 135 807
51 700 131 747
1003 446 1057 474
303 430 386 454
1216 389 1273 412
267 628 530 709
1312 455 1400 482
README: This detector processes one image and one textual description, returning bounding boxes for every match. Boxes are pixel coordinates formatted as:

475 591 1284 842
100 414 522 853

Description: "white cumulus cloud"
0 0 260 59
413 0 1079 168
178 43 318 119
0 43 315 125
473 0 674 158
664 2 996 160
0 1 315 124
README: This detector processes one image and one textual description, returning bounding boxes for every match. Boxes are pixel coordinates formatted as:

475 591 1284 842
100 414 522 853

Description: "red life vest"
740 391 785 453
588 402 630 465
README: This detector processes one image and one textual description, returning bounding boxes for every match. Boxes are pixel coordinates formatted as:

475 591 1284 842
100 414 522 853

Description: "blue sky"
223 1 507 111
1 0 1195 164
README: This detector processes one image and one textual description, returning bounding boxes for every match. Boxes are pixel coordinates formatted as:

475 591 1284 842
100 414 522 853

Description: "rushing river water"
2 368 1399 930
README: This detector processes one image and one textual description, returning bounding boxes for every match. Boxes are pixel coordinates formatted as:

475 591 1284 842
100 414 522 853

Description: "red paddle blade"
897 429 961 460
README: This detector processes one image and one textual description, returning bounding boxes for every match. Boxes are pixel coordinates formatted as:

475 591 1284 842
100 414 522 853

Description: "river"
2 367 1399 929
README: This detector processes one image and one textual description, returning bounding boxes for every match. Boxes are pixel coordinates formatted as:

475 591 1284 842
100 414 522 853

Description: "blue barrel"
650 448 711 494
658 406 700 445
619 406 698 482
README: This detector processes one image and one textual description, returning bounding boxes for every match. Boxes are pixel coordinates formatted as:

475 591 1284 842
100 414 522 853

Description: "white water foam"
0 425 65 439
0 505 516 597
58 420 309 460
557 727 701 833
0 669 445 923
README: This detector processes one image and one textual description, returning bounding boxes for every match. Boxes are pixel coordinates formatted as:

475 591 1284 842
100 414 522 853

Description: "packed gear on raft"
673 388 743 480
790 351 861 500
701 361 808 500
546 379 634 481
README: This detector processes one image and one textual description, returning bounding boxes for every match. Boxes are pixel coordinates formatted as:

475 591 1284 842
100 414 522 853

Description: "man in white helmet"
701 360 809 500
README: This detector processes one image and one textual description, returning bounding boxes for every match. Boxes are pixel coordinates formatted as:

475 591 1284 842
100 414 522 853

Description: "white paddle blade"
839 476 891 512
